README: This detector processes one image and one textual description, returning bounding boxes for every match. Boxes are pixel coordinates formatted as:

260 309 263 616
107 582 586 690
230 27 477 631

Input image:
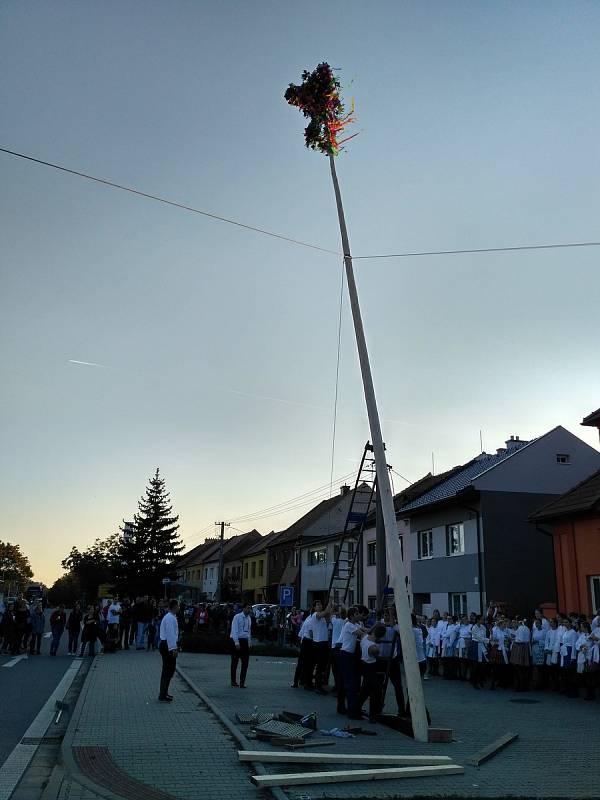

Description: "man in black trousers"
158 599 179 702
230 603 252 687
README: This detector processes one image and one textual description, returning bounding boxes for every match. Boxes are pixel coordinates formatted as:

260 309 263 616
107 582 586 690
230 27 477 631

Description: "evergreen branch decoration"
284 62 356 155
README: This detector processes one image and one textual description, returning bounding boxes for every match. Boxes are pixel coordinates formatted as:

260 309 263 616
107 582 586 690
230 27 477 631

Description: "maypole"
285 63 429 742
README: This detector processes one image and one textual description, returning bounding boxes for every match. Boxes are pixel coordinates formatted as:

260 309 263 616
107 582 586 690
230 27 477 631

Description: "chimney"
504 434 529 451
340 484 351 496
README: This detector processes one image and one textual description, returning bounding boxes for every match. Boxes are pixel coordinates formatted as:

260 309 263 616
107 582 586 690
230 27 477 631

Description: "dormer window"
556 453 571 465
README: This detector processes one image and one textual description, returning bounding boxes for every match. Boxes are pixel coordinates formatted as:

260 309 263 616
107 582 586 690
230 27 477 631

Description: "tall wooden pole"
329 154 429 742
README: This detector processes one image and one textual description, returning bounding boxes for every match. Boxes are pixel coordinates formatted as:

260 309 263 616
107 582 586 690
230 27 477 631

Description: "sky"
1 1 599 587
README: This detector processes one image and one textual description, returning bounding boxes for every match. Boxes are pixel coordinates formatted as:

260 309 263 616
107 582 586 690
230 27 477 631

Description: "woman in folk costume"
530 617 547 689
456 615 473 681
426 617 442 676
468 615 488 689
509 618 531 692
441 615 459 679
586 624 600 701
488 618 510 689
559 616 578 697
543 617 560 691
575 621 595 701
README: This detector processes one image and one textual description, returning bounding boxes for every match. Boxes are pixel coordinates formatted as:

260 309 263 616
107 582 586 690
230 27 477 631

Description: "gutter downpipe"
463 503 484 615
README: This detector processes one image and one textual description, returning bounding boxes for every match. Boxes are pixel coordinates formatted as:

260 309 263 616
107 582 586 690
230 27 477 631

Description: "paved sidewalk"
177 651 599 799
60 650 259 800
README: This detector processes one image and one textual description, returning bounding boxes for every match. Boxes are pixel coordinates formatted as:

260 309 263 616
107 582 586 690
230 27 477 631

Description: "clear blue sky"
1 2 599 585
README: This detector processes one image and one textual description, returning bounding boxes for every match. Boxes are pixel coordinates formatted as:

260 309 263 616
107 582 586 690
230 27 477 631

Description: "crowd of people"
0 594 186 657
282 603 600 723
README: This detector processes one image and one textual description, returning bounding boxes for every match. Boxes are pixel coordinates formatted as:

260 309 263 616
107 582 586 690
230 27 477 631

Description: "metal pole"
329 154 429 742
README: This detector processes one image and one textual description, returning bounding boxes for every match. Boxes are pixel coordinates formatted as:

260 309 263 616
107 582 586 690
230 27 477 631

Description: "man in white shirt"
158 599 179 702
308 600 332 693
230 603 252 687
107 597 122 645
338 607 365 719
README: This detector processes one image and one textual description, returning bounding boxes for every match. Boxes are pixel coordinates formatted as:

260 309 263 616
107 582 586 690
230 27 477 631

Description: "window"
367 541 376 567
347 589 355 606
251 561 256 578
446 523 465 555
309 547 327 566
204 568 208 580
449 592 467 616
418 529 433 559
556 453 571 464
225 567 230 578
413 593 431 614
258 560 264 577
244 562 248 579
367 595 377 610
209 567 214 579
293 549 299 567
591 576 600 615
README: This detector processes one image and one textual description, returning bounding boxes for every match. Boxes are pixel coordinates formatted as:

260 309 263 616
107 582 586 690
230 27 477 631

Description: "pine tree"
119 468 182 596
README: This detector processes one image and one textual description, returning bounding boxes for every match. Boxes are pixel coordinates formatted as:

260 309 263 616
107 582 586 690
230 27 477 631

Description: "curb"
60 656 125 800
176 664 289 800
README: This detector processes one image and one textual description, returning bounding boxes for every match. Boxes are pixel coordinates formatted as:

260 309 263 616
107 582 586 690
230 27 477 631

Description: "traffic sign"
162 578 171 584
279 586 294 607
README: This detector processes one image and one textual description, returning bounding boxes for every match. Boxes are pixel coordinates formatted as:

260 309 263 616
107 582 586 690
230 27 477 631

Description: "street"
0 611 77 768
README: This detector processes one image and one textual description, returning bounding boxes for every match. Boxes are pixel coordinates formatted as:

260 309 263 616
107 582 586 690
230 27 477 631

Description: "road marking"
0 658 82 800
2 655 28 668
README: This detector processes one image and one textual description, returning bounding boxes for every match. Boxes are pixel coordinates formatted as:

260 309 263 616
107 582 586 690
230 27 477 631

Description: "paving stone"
178 651 599 799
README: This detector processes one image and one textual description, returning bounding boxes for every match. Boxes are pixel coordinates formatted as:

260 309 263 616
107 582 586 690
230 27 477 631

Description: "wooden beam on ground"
465 733 519 767
250 764 464 787
239 751 453 766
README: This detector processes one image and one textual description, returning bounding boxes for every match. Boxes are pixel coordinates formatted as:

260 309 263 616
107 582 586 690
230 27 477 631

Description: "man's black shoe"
231 682 239 687
166 694 174 700
158 696 173 702
239 684 246 688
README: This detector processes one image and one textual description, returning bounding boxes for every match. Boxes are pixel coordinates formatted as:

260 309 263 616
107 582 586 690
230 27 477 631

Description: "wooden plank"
250 764 464 787
465 732 519 767
239 751 453 766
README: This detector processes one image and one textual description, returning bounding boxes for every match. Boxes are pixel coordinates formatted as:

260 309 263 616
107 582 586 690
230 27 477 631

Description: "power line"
227 469 357 523
0 146 339 257
2 147 599 262
354 241 600 259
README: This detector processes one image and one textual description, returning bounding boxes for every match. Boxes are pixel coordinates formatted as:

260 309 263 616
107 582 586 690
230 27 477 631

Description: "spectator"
29 602 45 655
67 601 83 655
50 605 67 656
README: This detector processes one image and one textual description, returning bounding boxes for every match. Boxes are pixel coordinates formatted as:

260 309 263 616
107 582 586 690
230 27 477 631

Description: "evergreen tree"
118 468 182 596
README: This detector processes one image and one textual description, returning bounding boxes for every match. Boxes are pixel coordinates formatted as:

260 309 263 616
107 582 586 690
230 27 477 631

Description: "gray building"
399 427 600 617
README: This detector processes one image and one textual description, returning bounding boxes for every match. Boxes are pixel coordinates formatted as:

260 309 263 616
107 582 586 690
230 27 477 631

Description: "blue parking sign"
280 586 294 607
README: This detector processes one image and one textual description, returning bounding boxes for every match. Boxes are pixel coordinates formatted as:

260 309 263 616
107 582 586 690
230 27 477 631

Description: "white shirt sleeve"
160 613 179 651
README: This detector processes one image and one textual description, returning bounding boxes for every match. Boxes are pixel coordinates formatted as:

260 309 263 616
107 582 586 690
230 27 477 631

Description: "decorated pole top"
284 62 356 156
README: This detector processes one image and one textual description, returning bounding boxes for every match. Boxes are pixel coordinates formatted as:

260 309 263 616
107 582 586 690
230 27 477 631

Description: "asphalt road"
0 609 75 767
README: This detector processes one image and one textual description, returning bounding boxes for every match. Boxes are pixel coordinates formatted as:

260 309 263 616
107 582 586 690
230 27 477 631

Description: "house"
531 468 600 619
582 406 600 443
241 531 282 604
173 537 220 600
299 529 361 609
361 468 466 610
202 530 262 601
266 484 372 607
398 427 600 617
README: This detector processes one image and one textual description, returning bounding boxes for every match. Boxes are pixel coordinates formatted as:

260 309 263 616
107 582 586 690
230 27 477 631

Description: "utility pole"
215 521 230 602
329 154 429 742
